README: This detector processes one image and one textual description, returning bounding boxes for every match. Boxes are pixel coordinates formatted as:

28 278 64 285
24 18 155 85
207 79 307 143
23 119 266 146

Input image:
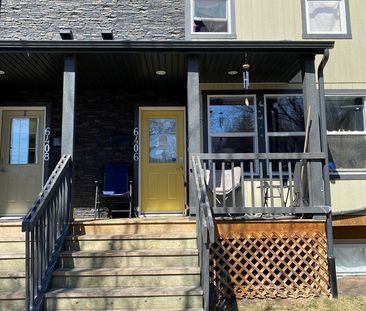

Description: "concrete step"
0 235 25 253
0 221 23 235
0 252 25 271
0 270 25 291
69 218 196 236
64 233 197 251
59 249 198 269
0 289 25 311
44 286 203 310
51 266 200 288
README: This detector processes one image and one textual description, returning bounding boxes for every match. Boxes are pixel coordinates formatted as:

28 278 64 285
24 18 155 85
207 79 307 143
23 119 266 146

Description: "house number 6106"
133 127 139 162
44 127 51 161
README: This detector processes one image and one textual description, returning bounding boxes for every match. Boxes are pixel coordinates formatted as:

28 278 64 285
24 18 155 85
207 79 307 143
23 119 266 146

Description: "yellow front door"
0 110 45 215
140 109 185 213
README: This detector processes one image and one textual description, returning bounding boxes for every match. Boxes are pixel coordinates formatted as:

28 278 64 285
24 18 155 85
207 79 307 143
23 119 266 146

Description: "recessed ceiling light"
228 70 238 75
156 70 166 76
0 70 5 75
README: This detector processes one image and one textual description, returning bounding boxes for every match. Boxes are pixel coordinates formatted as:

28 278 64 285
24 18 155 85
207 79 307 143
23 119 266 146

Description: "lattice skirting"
210 221 330 301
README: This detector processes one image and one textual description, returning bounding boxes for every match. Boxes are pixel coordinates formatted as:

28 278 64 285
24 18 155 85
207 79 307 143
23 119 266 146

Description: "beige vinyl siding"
330 180 366 212
235 0 366 89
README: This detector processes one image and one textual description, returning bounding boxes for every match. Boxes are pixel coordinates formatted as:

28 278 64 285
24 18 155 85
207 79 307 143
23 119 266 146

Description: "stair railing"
192 155 215 311
22 155 73 311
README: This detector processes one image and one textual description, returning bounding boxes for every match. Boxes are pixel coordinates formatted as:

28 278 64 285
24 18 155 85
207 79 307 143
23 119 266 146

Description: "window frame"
326 95 366 175
186 0 236 40
301 0 352 39
207 94 258 154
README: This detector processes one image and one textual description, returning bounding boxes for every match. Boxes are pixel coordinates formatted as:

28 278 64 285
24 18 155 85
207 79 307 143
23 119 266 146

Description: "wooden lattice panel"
210 221 330 301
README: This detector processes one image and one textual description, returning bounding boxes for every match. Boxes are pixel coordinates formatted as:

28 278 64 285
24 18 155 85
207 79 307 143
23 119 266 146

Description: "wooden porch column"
187 56 201 208
61 56 77 158
302 56 325 207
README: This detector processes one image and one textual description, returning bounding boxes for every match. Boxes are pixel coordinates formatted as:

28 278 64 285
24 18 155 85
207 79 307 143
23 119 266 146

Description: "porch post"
61 56 77 158
187 56 201 208
302 56 325 207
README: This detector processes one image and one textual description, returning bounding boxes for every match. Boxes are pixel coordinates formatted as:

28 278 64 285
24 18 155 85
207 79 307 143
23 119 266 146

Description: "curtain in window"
194 0 226 19
308 1 342 32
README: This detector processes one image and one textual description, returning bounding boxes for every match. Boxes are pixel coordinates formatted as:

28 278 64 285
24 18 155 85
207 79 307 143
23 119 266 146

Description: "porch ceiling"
0 40 334 91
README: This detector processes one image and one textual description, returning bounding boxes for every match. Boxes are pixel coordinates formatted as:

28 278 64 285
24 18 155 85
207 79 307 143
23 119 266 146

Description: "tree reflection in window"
266 96 305 133
210 98 255 133
149 118 177 163
208 96 257 154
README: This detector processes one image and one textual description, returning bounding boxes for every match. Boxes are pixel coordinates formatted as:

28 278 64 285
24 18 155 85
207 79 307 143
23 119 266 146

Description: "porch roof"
0 40 334 91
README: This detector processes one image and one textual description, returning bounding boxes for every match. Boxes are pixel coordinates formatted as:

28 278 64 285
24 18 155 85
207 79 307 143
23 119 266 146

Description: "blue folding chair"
94 163 133 218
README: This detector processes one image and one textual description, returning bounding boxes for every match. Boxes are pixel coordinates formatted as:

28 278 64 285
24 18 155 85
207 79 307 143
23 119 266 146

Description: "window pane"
9 118 38 165
193 20 227 32
328 135 366 169
193 0 228 33
266 96 305 132
211 137 254 153
326 97 365 132
210 97 256 133
149 118 176 163
194 0 226 18
308 0 342 32
269 136 305 153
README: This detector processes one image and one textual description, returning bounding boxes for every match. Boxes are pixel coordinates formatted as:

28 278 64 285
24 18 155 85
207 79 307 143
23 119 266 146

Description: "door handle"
178 157 185 171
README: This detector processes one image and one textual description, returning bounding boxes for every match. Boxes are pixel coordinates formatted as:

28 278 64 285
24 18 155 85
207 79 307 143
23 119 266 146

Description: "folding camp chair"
94 163 133 218
204 166 242 206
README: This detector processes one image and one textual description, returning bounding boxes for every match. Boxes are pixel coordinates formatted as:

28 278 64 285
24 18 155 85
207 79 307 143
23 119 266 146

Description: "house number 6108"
133 128 139 162
44 127 51 161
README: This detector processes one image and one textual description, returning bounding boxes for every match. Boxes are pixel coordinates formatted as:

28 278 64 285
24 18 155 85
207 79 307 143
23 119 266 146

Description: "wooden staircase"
0 221 26 311
44 217 203 310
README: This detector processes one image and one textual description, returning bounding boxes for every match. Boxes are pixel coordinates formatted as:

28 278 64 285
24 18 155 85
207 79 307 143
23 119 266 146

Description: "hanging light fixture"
242 54 250 106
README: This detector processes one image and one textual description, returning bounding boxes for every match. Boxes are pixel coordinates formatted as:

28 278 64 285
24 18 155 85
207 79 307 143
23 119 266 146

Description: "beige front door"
140 109 185 213
0 110 45 215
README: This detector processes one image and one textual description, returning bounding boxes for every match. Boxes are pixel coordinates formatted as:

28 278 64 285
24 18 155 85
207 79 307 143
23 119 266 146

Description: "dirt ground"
222 276 366 311
337 276 366 296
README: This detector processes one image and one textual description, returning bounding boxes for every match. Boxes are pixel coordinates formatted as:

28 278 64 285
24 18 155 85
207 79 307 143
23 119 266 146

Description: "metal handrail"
192 155 215 311
22 154 73 311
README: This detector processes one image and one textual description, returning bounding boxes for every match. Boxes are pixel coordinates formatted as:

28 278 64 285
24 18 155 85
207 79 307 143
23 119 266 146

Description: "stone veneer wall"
1 89 185 209
0 0 185 40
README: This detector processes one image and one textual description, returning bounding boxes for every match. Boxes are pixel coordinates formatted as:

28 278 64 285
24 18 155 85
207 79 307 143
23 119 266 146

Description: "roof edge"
0 40 334 54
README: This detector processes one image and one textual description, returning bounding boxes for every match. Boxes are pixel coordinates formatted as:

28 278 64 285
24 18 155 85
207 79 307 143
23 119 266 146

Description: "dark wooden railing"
192 152 328 216
22 155 73 311
192 155 215 311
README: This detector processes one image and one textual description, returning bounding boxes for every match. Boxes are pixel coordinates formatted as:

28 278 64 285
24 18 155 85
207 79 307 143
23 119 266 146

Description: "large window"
301 0 351 38
265 96 305 154
208 95 257 154
326 96 366 171
188 0 235 39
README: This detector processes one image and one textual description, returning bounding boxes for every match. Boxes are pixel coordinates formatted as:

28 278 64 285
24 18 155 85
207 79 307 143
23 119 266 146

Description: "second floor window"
189 0 235 38
193 0 228 33
302 0 351 38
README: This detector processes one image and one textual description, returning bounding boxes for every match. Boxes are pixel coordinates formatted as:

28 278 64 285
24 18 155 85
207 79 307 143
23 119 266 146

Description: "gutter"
333 207 366 216
0 40 335 54
317 48 338 299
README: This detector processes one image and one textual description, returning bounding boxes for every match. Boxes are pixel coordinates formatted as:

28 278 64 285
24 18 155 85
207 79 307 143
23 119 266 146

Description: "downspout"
317 48 338 298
